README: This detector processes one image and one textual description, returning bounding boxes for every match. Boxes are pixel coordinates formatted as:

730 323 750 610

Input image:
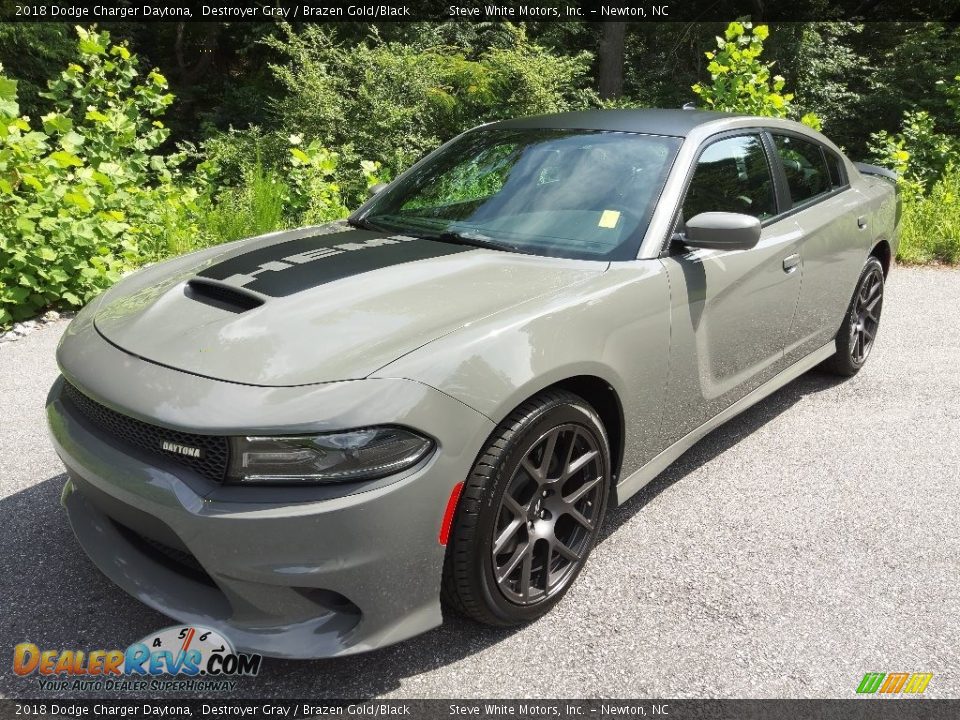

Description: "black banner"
1 0 959 23
2 699 960 720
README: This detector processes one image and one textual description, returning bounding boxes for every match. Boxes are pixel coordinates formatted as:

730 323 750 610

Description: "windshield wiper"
347 217 388 232
434 230 522 254
363 214 522 253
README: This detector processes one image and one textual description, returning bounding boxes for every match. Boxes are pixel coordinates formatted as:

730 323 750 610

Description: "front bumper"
47 340 493 658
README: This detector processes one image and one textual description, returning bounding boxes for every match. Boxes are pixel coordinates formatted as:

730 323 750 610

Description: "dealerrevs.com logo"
13 626 262 693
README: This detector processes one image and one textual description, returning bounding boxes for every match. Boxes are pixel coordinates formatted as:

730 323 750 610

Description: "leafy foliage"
0 25 75 121
0 28 193 326
189 133 382 247
265 24 594 188
287 136 381 226
189 157 288 250
869 110 958 194
773 23 867 134
862 23 960 140
692 21 821 130
868 98 960 265
0 27 382 327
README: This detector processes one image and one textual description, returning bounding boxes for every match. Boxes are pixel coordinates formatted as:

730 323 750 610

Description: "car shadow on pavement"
598 367 847 543
0 368 845 700
0 479 525 700
0 471 175 699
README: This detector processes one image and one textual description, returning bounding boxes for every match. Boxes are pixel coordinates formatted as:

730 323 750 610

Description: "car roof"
487 108 745 137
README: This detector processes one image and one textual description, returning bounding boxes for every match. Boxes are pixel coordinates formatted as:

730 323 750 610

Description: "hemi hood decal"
92 221 607 386
197 227 472 297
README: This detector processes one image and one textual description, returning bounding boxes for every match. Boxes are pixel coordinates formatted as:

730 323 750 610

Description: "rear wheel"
442 390 611 626
824 256 885 376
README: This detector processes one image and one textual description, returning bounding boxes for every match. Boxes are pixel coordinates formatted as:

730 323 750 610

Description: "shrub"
0 27 385 327
287 137 349 225
264 23 594 197
869 110 958 193
0 28 192 326
186 134 382 251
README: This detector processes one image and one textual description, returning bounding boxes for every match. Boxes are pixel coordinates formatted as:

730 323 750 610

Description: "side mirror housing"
367 183 388 198
683 212 761 251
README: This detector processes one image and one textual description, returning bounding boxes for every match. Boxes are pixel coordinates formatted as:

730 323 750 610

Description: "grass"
897 169 960 265
193 161 289 249
139 160 291 262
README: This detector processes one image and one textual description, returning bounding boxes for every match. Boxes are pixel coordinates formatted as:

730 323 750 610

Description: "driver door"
658 132 803 442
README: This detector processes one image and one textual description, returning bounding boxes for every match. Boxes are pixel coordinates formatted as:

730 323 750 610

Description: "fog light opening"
292 587 360 617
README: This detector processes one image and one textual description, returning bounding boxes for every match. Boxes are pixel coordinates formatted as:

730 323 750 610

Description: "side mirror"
367 183 388 198
683 212 761 251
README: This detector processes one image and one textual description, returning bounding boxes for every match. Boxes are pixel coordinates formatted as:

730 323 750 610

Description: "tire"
442 389 611 626
824 256 885 377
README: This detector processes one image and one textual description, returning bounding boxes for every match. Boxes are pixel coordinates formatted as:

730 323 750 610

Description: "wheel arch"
870 239 892 277
485 373 627 491
549 375 626 488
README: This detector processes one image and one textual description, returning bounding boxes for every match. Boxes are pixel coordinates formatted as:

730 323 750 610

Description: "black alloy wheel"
442 390 611 625
491 423 605 605
825 256 885 377
849 263 884 365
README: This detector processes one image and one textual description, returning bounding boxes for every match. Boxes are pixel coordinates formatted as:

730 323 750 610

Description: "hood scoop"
184 279 264 313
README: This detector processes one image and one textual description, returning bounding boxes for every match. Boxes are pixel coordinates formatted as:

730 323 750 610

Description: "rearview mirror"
683 212 761 251
367 183 388 198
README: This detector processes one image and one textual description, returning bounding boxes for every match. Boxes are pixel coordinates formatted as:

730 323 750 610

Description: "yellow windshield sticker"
598 210 621 228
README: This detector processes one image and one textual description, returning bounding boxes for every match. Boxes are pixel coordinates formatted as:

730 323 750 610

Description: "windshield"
358 128 682 261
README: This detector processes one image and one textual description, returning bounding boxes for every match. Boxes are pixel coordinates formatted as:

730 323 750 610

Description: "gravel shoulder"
1 265 958 699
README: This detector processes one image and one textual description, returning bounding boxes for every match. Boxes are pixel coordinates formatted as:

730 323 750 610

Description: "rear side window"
825 151 846 188
682 134 776 222
773 134 831 205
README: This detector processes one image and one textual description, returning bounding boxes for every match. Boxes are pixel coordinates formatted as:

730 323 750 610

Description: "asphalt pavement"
1 266 958 699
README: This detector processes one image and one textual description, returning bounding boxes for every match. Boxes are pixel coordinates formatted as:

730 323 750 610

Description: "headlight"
227 427 434 485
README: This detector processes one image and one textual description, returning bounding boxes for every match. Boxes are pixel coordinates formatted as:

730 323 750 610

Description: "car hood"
94 223 607 386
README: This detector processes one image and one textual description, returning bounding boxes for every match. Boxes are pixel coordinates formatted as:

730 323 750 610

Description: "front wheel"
442 390 611 626
824 256 885 376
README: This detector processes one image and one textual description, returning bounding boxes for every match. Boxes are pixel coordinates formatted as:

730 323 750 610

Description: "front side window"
361 128 682 261
773 134 831 205
681 134 776 223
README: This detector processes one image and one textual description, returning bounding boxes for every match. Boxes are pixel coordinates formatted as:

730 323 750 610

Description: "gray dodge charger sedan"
48 109 899 658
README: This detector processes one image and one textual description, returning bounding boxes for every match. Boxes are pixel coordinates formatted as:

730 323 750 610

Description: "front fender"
373 261 672 480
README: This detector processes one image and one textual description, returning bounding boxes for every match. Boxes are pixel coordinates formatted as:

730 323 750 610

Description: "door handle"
857 216 868 229
783 253 801 273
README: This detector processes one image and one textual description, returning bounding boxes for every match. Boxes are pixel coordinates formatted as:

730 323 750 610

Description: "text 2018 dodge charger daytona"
48 110 899 658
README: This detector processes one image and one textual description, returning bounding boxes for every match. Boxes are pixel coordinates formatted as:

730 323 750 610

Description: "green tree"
771 22 867 133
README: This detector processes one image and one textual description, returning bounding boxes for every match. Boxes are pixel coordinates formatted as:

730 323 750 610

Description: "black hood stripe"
197 229 472 298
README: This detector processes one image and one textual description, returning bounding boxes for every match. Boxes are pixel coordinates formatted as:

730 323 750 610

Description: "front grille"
63 381 229 482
